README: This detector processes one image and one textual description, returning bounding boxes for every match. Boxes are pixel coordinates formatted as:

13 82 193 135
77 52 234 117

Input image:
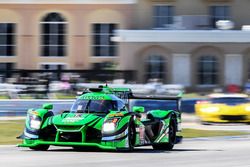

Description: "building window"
0 23 16 56
145 55 166 81
41 64 66 70
153 5 174 28
0 63 15 78
41 63 66 80
92 24 117 57
40 13 67 57
210 6 230 28
197 55 218 85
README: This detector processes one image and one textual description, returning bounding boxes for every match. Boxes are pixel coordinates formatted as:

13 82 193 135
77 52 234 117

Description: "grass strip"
182 128 248 138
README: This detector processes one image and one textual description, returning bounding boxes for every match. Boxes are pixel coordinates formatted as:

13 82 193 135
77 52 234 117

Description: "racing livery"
18 86 182 151
195 93 250 123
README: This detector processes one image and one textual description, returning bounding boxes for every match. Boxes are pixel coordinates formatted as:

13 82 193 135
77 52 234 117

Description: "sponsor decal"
109 113 124 117
82 96 105 100
139 126 145 144
62 117 82 123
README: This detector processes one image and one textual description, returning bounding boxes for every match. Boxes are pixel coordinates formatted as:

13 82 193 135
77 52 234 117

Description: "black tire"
153 118 176 151
29 145 50 151
127 119 136 151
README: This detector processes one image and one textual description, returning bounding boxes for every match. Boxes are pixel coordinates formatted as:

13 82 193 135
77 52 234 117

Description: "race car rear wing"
130 94 182 100
130 93 183 113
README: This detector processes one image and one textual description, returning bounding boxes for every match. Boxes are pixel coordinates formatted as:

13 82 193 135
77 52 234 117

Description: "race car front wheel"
128 119 136 151
153 118 176 151
29 145 50 151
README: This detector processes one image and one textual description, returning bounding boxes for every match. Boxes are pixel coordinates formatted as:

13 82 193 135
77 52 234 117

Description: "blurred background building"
0 0 250 91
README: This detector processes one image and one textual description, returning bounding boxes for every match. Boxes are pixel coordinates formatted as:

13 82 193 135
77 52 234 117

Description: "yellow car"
195 93 250 123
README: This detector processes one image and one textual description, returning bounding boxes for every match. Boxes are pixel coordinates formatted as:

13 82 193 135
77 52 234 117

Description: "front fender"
102 112 133 140
22 107 53 139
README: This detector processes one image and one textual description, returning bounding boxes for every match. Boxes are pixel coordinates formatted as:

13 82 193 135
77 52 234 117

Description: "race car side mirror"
42 103 53 110
132 106 145 113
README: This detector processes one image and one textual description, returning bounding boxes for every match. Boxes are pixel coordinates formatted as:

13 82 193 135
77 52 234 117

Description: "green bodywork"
18 86 182 150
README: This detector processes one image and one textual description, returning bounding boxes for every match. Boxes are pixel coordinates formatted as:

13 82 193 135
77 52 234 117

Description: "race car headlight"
245 106 250 111
102 122 116 132
29 114 42 130
30 119 42 129
201 107 219 113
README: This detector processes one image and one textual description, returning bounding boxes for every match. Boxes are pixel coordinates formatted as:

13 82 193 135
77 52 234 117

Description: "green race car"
18 86 182 151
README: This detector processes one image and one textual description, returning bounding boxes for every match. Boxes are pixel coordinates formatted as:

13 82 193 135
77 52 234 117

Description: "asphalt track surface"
1 136 250 167
1 100 250 167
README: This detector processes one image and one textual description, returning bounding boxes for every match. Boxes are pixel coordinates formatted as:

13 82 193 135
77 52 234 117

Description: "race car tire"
153 118 176 151
127 119 136 151
29 145 50 151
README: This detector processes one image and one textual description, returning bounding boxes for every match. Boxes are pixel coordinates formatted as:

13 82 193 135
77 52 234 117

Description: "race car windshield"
70 99 117 113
